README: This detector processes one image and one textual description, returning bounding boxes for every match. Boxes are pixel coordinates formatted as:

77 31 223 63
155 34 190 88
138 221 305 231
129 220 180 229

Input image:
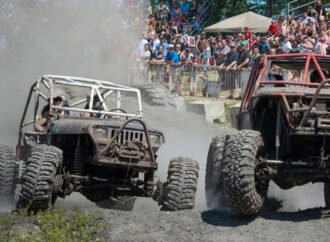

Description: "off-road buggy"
206 53 330 215
0 75 199 212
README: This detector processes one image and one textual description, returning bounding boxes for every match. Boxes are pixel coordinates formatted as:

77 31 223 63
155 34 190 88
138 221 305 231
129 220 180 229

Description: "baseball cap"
160 35 165 39
201 32 206 35
229 43 236 48
169 44 174 49
175 44 181 48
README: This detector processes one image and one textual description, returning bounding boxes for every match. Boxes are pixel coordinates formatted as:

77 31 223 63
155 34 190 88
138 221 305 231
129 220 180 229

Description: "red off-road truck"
206 53 330 215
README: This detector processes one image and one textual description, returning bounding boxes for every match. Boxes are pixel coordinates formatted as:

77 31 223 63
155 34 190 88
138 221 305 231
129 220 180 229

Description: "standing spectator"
190 1 199 17
175 44 182 57
156 36 169 55
235 41 250 70
180 0 190 16
301 12 311 25
214 39 230 66
260 37 270 54
165 45 181 94
244 27 252 40
318 29 329 55
189 16 199 33
315 0 326 20
152 44 166 83
196 32 207 61
307 6 317 18
140 43 151 80
278 14 287 36
249 45 260 70
268 20 280 37
281 36 292 54
219 44 238 71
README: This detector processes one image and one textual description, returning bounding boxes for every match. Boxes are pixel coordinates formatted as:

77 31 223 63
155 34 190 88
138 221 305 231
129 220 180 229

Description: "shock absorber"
73 137 86 175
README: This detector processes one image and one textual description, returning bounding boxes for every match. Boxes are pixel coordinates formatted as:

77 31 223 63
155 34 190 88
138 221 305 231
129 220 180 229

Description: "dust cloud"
0 0 146 211
0 0 145 146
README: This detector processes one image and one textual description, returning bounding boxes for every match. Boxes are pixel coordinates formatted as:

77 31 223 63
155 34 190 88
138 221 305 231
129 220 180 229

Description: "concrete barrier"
230 102 241 129
186 100 226 124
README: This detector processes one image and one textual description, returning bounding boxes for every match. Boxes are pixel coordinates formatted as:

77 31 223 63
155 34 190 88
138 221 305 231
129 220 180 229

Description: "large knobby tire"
222 130 268 215
324 182 330 208
0 145 17 202
96 196 136 211
162 157 199 211
138 83 177 109
205 135 228 209
17 145 62 212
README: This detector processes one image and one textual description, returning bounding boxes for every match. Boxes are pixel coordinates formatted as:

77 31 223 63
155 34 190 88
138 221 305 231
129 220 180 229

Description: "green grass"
0 207 101 242
25 208 100 241
0 217 10 227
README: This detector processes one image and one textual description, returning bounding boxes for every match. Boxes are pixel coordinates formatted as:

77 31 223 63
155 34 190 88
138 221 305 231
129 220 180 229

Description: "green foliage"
25 209 100 241
0 217 10 226
0 232 11 242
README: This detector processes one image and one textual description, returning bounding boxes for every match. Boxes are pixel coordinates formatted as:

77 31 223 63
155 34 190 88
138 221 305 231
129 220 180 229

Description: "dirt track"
1 103 330 241
2 197 330 242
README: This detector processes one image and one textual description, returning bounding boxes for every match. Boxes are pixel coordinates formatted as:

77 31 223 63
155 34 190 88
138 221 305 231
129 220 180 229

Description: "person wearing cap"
155 36 169 55
166 45 181 94
235 41 251 71
175 35 184 51
189 16 199 33
268 20 280 37
219 43 238 71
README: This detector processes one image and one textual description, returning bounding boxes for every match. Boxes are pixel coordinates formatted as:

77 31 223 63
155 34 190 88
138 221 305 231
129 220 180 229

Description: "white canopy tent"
204 11 272 33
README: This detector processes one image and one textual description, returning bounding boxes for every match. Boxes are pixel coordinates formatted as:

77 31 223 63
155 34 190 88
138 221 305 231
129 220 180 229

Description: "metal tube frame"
18 75 144 146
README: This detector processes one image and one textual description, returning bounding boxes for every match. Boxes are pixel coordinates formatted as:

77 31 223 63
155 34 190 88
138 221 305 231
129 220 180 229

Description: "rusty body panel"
236 53 330 189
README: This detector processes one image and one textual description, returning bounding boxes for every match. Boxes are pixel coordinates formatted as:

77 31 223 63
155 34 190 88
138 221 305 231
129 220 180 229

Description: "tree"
266 0 272 17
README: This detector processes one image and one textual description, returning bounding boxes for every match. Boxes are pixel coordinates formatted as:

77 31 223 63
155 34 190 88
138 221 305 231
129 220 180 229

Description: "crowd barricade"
147 62 250 99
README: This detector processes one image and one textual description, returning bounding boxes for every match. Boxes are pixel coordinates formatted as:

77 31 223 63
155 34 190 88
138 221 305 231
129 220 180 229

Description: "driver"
35 95 65 132
83 94 105 118
83 94 119 119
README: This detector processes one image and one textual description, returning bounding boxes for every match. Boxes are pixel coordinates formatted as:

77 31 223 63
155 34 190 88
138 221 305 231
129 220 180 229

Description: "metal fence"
147 62 250 99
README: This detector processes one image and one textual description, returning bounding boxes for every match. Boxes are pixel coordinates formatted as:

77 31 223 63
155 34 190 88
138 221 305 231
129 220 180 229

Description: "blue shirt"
156 42 169 55
180 3 190 13
166 51 180 64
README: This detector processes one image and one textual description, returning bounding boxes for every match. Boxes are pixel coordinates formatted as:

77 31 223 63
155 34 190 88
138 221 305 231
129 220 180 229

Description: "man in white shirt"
281 36 292 54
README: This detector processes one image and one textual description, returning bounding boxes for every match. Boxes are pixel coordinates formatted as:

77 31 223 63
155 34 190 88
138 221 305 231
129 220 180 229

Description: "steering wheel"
109 108 128 120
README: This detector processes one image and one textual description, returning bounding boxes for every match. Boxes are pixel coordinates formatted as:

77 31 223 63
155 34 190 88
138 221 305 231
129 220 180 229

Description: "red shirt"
245 30 252 40
268 24 279 36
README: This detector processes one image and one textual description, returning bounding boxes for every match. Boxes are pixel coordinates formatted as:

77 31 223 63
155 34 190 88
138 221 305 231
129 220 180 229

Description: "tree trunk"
266 0 272 17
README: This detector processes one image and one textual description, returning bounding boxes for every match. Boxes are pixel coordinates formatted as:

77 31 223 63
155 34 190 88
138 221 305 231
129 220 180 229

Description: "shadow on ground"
202 203 330 227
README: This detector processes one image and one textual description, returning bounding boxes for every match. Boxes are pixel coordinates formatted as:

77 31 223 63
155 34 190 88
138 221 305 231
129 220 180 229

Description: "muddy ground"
1 104 330 241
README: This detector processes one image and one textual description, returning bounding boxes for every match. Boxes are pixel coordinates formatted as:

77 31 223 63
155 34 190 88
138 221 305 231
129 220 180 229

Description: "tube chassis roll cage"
241 53 330 112
18 75 143 147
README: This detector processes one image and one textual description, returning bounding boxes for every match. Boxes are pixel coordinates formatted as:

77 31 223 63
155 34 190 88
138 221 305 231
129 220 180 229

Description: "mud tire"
162 157 199 211
324 182 330 208
0 145 16 202
137 83 177 109
17 145 62 212
222 130 268 215
205 135 229 208
96 196 136 211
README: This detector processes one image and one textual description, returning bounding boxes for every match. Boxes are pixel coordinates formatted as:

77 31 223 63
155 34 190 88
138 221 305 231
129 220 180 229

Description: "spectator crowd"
135 0 329 95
